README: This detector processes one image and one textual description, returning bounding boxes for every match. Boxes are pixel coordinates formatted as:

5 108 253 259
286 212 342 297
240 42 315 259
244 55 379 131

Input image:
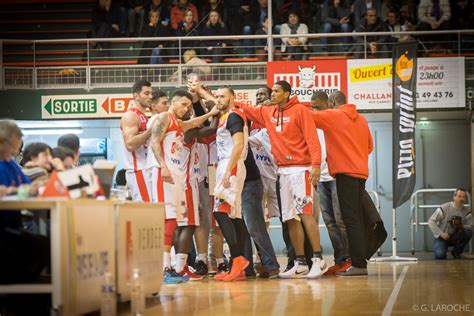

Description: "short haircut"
132 78 152 95
329 90 347 105
274 80 292 94
52 146 75 161
115 168 127 186
58 134 80 152
219 85 235 96
388 8 401 19
454 188 467 196
152 90 167 102
21 142 52 166
311 90 328 102
0 119 23 142
259 86 272 96
171 89 193 102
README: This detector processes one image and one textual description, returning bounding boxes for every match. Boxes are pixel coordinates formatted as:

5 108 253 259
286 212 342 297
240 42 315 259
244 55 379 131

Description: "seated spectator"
52 147 76 170
176 9 200 56
280 11 309 60
21 143 59 183
451 0 473 30
57 134 80 166
138 10 172 64
168 49 212 81
200 0 226 24
91 0 121 53
353 0 382 29
320 0 353 54
170 0 199 31
417 0 451 50
145 0 171 27
428 188 472 259
255 16 282 62
126 0 147 37
385 8 404 42
399 16 417 42
240 0 281 56
352 8 389 58
200 10 229 63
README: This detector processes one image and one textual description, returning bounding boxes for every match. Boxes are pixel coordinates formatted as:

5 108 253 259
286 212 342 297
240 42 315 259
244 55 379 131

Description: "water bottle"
100 272 116 316
130 268 145 316
223 241 231 260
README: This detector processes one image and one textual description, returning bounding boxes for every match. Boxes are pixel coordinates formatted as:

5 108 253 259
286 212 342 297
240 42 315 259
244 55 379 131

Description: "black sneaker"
451 251 462 259
217 262 228 274
194 260 209 276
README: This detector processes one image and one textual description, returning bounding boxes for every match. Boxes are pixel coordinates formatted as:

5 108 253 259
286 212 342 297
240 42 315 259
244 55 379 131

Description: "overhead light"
23 128 83 135
419 117 429 121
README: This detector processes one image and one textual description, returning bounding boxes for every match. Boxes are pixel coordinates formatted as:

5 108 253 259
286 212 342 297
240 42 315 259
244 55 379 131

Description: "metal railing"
410 188 472 254
1 29 474 90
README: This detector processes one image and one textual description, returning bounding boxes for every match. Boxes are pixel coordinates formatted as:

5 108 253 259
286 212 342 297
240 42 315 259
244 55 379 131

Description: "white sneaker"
278 261 309 279
306 258 328 279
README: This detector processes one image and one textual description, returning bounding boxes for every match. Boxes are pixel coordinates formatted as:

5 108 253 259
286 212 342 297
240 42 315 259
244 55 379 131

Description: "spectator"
240 0 280 56
58 134 80 166
385 8 404 42
91 0 121 52
255 16 282 63
320 0 353 54
170 0 199 31
112 0 128 35
126 0 147 37
352 8 389 58
21 143 58 183
428 188 472 259
200 0 226 24
200 10 229 63
52 147 76 170
280 11 309 60
417 0 451 50
145 0 171 27
451 0 473 30
353 0 382 29
138 10 172 64
169 49 212 81
399 16 417 42
176 9 200 55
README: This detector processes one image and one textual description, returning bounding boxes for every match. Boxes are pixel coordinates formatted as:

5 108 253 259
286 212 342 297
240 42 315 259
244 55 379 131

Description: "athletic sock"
296 255 307 265
176 253 188 273
313 252 323 260
163 252 171 270
197 253 208 264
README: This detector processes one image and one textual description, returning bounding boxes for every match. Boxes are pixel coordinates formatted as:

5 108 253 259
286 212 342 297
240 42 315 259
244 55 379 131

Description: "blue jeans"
151 47 163 64
320 23 352 50
433 226 472 259
242 179 280 272
318 180 350 264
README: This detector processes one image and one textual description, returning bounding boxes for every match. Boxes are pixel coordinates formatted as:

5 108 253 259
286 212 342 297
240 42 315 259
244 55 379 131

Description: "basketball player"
240 80 327 279
150 89 218 281
120 79 153 202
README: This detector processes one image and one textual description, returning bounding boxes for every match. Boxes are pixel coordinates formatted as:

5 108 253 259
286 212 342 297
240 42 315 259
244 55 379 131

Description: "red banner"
267 60 348 104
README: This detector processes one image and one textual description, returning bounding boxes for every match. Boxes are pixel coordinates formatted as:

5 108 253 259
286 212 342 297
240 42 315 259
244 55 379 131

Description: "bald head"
328 91 347 108
311 91 329 110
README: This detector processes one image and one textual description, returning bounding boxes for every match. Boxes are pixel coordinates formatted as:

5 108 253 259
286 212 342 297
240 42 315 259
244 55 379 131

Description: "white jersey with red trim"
195 143 208 181
216 109 248 162
188 142 201 181
121 107 149 171
249 128 277 181
161 113 187 177
145 114 160 169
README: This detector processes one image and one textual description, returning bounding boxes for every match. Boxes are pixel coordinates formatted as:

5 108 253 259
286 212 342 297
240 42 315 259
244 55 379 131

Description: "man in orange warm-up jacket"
312 90 373 276
240 80 328 279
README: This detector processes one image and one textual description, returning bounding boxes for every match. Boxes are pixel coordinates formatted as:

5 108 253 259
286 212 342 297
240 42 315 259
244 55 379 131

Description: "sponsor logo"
396 52 414 82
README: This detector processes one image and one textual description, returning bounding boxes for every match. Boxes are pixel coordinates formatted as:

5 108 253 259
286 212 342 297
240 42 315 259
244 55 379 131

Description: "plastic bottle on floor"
130 268 145 316
100 272 116 316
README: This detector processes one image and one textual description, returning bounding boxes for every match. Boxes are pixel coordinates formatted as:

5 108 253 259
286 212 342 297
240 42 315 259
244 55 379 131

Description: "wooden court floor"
120 255 474 316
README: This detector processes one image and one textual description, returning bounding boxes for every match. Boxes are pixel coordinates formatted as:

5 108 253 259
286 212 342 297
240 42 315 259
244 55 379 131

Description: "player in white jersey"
212 86 250 282
120 79 153 202
150 89 218 280
145 90 169 202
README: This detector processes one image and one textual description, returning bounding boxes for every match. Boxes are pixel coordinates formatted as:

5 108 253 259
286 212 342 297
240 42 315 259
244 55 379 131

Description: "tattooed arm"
151 112 174 183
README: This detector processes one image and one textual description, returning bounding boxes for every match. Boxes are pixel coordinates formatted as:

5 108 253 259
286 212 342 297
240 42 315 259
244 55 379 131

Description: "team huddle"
120 76 373 283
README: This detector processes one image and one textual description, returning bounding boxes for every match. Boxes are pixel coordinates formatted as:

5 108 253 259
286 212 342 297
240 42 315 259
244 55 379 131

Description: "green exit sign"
45 99 97 115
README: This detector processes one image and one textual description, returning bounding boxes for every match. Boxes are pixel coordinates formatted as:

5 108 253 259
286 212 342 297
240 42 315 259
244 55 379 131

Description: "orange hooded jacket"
240 96 321 169
312 104 373 179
